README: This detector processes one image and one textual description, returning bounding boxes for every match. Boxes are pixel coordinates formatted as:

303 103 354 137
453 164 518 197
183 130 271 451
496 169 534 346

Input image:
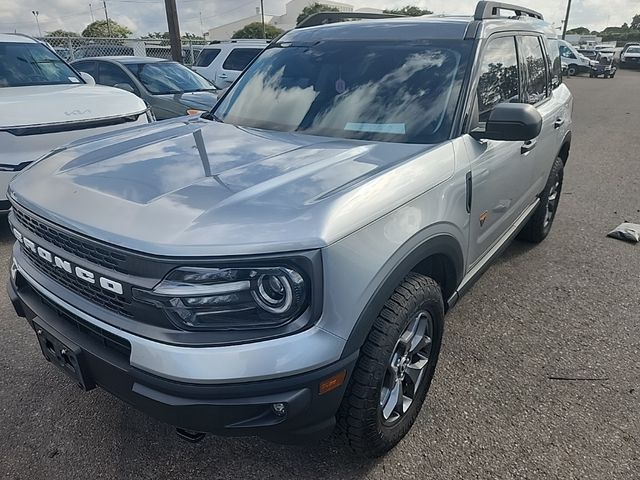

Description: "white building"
208 0 381 40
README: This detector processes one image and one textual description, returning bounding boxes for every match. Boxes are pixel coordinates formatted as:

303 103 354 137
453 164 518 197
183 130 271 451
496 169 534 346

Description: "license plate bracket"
33 318 95 391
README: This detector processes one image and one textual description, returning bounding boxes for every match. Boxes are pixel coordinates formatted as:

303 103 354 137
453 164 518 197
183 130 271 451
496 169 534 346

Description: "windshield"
626 47 640 54
125 61 216 94
214 41 471 144
0 42 82 87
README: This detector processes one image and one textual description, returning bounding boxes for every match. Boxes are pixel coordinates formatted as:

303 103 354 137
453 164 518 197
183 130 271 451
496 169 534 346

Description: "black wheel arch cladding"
341 234 463 358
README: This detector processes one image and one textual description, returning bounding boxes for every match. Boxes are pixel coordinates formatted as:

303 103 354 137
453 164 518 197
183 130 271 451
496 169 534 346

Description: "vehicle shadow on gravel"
492 239 536 266
103 397 378 480
0 217 13 243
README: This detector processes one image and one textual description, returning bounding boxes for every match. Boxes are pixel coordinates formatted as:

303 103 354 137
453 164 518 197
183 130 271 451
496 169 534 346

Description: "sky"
0 0 638 37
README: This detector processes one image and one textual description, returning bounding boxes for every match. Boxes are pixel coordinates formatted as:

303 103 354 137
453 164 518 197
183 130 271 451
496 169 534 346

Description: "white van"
192 40 268 89
558 39 594 76
0 34 151 211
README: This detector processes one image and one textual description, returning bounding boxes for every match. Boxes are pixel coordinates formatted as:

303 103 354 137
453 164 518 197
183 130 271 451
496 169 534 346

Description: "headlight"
133 265 309 331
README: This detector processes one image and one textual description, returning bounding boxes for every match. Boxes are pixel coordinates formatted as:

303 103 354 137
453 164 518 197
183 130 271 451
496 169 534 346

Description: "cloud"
0 0 637 36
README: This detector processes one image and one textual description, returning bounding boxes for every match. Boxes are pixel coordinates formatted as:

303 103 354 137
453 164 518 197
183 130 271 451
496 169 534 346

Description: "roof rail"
474 1 543 21
296 12 404 29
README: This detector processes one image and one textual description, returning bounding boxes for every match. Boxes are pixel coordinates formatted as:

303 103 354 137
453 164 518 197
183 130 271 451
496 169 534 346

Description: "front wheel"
337 273 444 457
517 156 564 243
568 64 578 76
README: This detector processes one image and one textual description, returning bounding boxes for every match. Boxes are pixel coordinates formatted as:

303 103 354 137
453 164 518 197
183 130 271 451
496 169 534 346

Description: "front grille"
30 285 131 360
21 245 133 318
12 207 129 274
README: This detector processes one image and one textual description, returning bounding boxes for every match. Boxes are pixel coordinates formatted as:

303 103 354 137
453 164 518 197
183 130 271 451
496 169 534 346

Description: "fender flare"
340 233 464 359
557 131 572 163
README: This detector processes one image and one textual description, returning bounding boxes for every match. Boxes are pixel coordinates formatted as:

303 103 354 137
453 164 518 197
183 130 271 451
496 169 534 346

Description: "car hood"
0 84 147 128
155 91 218 110
9 117 453 256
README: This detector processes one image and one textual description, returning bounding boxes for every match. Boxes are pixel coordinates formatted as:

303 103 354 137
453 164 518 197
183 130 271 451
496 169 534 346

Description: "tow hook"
176 428 206 443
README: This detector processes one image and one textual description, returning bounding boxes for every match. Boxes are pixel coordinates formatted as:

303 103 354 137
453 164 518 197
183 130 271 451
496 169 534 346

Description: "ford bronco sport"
8 2 572 457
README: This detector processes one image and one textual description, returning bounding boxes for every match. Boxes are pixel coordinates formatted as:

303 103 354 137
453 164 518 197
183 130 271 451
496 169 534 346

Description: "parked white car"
0 34 151 211
620 45 640 68
192 40 268 89
558 39 594 76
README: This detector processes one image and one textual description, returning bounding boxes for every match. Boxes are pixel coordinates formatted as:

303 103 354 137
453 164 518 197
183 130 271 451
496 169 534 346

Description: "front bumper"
9 262 358 443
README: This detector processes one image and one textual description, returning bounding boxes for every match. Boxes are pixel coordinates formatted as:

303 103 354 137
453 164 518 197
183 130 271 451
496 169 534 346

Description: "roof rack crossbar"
296 12 405 29
474 1 544 21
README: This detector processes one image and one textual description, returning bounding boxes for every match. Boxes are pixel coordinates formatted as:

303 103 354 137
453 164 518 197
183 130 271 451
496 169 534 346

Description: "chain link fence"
41 37 207 66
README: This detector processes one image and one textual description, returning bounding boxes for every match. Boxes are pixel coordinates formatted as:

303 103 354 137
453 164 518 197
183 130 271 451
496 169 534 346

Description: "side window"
195 48 221 67
73 61 96 78
98 62 136 93
547 40 562 89
559 45 576 60
222 48 262 71
519 36 547 104
477 36 519 122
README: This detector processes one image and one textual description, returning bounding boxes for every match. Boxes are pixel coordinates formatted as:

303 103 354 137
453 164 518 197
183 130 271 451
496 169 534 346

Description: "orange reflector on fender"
319 370 347 395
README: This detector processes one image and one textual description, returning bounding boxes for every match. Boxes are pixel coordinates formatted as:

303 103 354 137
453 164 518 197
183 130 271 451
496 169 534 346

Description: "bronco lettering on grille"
12 227 124 295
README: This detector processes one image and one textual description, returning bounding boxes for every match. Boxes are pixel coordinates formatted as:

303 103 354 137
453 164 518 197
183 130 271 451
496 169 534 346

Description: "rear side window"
98 62 134 91
195 48 221 67
222 48 262 71
547 40 562 89
73 60 97 78
477 36 519 122
519 36 547 104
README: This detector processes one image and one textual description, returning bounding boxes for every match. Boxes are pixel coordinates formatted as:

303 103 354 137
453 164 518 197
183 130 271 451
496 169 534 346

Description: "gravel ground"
1 70 639 480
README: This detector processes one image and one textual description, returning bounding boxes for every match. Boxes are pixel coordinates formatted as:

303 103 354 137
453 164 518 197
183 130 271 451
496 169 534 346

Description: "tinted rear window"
195 48 221 66
222 48 263 71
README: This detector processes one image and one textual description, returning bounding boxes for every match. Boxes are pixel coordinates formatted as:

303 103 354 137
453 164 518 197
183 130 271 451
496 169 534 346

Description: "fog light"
272 403 287 416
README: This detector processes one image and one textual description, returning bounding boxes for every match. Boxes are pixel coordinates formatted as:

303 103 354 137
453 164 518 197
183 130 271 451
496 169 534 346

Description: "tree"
144 31 170 39
82 20 132 38
45 29 79 37
566 26 590 35
632 14 640 30
232 22 283 40
383 5 433 16
296 3 340 25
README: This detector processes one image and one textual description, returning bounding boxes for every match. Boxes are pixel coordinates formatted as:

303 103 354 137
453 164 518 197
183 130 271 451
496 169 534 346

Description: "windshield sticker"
69 77 80 83
344 123 406 135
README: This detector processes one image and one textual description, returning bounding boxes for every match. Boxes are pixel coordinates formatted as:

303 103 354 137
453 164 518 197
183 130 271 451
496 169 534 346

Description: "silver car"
8 1 572 456
71 56 219 119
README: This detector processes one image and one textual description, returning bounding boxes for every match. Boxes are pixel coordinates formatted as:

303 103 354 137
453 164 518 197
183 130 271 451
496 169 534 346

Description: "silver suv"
8 2 572 456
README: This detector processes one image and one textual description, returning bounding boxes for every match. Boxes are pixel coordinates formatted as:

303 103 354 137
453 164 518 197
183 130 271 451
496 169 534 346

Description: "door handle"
554 118 565 129
218 73 228 78
521 140 537 155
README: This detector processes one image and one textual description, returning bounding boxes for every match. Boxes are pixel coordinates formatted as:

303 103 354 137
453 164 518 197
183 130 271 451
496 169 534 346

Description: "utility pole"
562 0 572 39
103 1 112 35
31 10 42 37
260 0 266 39
199 11 205 38
164 0 182 62
89 3 95 23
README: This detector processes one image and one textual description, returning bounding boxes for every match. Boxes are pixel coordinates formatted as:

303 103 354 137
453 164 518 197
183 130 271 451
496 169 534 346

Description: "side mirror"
79 71 95 86
471 103 542 142
114 83 135 94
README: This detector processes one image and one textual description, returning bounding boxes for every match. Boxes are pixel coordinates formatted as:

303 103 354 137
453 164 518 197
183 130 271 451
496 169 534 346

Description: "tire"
517 156 564 243
568 64 578 76
337 273 444 457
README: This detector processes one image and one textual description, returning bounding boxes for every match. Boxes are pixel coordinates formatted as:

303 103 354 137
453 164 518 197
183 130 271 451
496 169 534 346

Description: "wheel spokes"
381 378 402 420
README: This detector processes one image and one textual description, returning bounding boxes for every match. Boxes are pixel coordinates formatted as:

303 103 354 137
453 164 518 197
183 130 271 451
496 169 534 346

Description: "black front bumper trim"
9 274 358 444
